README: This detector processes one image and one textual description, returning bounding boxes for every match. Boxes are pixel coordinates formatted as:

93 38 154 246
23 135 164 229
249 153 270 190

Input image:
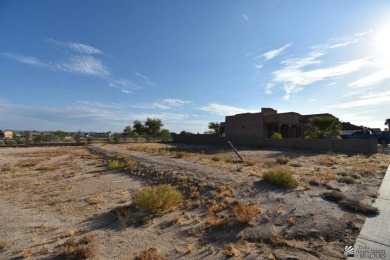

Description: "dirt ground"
0 143 389 259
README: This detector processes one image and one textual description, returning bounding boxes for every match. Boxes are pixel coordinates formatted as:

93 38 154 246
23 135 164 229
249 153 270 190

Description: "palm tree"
385 118 390 132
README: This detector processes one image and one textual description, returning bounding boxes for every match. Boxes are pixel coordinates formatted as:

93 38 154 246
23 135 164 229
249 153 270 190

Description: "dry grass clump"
123 159 138 170
205 215 224 227
232 202 261 225
23 248 35 258
211 156 220 162
85 194 102 205
263 169 299 189
276 156 290 165
156 148 171 156
56 235 98 260
133 184 183 214
106 159 124 170
320 170 339 181
351 162 378 175
0 240 12 251
36 163 61 172
223 244 240 257
175 151 190 158
317 155 335 166
134 247 165 260
246 160 256 166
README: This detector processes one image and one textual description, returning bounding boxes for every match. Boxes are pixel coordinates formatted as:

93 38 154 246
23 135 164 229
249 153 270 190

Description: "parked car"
340 130 390 145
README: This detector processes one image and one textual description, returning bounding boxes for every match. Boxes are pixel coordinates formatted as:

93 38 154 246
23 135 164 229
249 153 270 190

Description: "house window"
249 125 254 129
256 124 261 128
241 125 245 129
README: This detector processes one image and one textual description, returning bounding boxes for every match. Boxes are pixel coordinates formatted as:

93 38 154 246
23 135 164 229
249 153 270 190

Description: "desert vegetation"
0 143 389 259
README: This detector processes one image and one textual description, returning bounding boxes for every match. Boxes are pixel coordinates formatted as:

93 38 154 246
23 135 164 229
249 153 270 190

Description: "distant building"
0 130 13 139
340 122 362 135
224 107 337 139
88 132 112 138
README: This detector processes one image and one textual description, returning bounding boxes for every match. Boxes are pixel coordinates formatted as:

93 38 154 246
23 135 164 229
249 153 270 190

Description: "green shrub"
211 156 220 162
133 184 183 214
106 160 124 170
271 132 282 139
263 169 299 189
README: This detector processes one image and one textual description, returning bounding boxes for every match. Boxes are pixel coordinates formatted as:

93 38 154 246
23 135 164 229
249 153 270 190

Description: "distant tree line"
123 118 171 140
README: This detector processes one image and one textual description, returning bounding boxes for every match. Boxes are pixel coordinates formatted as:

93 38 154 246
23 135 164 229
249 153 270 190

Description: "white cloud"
255 64 263 69
199 103 248 116
46 39 102 55
308 99 316 102
56 55 110 77
136 72 154 86
243 14 250 21
259 43 292 61
0 52 48 67
264 83 273 95
328 91 390 109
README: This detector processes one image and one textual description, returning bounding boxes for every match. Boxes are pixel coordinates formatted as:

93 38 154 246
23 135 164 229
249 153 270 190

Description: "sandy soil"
0 143 389 259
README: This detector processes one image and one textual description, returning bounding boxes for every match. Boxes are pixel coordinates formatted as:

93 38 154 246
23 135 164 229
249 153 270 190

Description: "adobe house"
224 108 336 138
0 130 14 139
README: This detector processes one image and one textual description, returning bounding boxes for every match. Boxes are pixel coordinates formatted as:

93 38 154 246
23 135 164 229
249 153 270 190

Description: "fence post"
227 141 244 162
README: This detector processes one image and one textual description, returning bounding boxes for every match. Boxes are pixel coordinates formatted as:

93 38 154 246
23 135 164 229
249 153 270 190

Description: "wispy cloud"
56 55 110 77
258 43 292 61
134 99 191 110
328 91 390 109
46 39 102 55
0 52 48 67
264 83 273 95
312 31 372 51
108 79 141 94
243 14 250 21
273 53 372 99
348 69 390 88
136 72 154 86
199 103 249 116
255 64 263 70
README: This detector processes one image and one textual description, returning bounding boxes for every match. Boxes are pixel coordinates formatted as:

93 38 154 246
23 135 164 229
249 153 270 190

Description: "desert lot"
0 143 389 259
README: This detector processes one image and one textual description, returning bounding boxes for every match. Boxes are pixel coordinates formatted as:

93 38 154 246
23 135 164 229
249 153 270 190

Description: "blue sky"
1 0 390 133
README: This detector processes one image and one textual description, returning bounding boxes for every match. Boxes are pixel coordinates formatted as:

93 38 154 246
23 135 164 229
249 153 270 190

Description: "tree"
179 131 192 135
133 120 145 135
123 125 133 136
385 119 390 132
305 116 341 139
158 129 171 141
206 122 222 136
145 118 163 136
53 130 69 139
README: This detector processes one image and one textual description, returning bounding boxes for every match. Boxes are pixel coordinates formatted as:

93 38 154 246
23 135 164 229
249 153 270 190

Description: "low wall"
172 134 378 154
0 143 85 148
